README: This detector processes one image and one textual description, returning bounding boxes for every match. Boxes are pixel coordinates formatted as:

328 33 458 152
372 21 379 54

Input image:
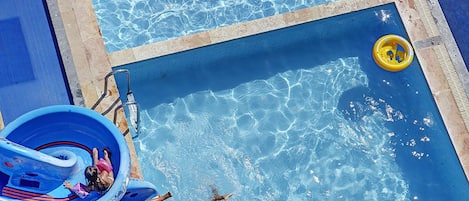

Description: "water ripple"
92 0 338 52
134 57 409 200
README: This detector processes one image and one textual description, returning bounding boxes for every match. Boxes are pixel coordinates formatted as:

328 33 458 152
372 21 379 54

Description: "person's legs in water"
211 185 233 201
154 192 172 201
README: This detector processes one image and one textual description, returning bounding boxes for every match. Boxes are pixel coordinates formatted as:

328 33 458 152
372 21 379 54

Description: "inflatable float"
0 105 158 200
373 34 414 72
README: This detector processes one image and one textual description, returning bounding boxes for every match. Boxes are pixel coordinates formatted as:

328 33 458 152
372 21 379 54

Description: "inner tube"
372 34 414 72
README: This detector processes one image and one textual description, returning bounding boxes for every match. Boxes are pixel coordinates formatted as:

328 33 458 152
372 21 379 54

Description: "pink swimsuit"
96 158 113 173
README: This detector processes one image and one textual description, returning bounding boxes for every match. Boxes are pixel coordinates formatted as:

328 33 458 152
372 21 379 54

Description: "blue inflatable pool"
0 105 131 200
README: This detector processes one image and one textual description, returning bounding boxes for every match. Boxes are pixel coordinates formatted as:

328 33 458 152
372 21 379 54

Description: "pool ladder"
91 69 140 138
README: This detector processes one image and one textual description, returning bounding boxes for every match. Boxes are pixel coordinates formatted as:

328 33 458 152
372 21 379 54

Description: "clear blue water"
92 0 337 52
115 4 469 201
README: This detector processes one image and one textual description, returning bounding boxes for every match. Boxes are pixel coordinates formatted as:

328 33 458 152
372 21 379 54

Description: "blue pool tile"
0 0 71 124
0 17 35 87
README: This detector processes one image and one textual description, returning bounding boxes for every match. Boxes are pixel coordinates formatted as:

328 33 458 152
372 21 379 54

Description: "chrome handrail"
92 69 140 137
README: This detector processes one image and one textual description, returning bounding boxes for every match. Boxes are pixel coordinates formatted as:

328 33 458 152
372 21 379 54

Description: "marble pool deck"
46 0 469 189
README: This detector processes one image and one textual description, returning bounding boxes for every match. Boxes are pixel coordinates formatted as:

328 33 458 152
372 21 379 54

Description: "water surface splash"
135 57 409 200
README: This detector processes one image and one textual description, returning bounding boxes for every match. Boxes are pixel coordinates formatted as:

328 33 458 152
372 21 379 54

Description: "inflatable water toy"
0 105 158 200
372 34 414 72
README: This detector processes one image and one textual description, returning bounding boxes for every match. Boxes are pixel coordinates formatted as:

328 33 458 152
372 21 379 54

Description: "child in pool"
64 147 114 197
211 185 233 201
152 191 172 201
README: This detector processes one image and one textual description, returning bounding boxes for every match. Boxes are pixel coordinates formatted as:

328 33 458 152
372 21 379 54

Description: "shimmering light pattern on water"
114 4 469 200
92 0 337 52
134 58 409 200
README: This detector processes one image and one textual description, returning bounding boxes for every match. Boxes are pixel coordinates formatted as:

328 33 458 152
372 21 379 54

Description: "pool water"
92 0 337 52
115 4 469 201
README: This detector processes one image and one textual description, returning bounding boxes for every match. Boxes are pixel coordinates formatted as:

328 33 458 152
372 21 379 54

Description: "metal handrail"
91 69 140 137
91 69 131 110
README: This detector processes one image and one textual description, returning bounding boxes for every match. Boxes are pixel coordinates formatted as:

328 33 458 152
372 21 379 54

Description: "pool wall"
49 0 469 189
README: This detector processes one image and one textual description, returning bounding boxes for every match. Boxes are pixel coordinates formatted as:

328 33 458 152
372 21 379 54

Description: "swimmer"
152 192 172 201
211 185 233 201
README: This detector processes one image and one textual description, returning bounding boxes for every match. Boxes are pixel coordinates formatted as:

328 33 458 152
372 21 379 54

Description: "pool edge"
47 0 145 182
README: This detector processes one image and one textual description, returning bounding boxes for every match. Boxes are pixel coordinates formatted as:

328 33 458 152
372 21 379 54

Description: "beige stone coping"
54 0 143 179
56 0 469 183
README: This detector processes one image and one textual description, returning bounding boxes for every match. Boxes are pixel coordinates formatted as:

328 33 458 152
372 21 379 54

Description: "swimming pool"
92 0 337 52
114 4 469 201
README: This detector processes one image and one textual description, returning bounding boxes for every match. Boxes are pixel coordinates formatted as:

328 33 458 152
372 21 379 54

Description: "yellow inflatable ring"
372 34 414 72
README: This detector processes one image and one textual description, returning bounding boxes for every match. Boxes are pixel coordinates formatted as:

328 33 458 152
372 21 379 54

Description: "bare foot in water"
211 185 233 201
213 193 233 201
153 192 172 201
